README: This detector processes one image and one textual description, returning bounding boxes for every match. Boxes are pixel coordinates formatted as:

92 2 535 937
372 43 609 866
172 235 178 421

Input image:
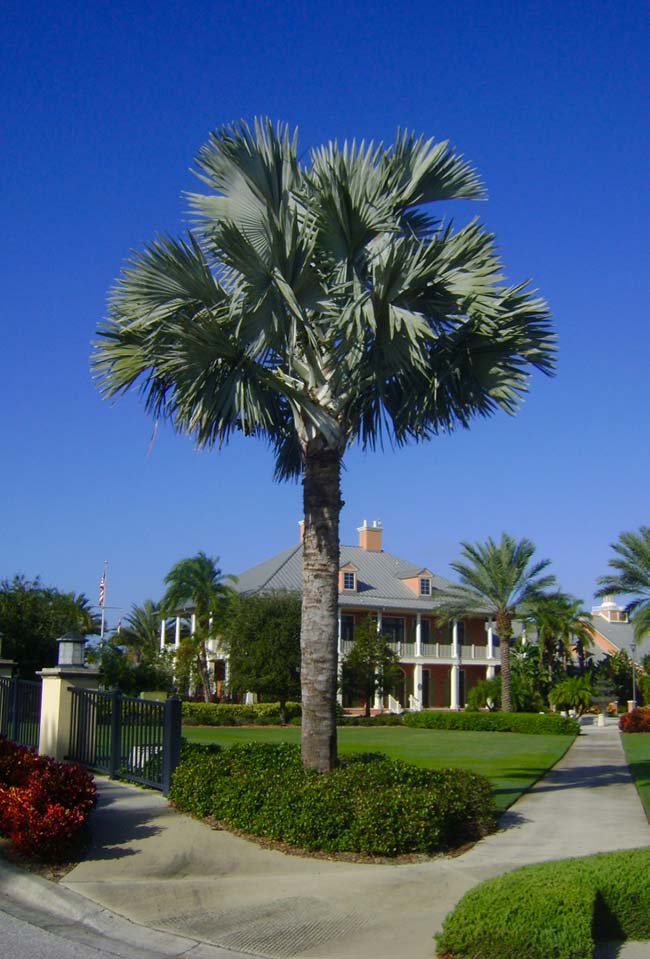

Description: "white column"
175 616 181 649
413 663 423 710
452 620 459 658
191 613 197 636
521 626 528 645
374 612 384 710
160 618 166 652
415 614 422 657
337 612 342 656
486 619 494 659
450 663 460 710
337 661 343 706
486 665 496 680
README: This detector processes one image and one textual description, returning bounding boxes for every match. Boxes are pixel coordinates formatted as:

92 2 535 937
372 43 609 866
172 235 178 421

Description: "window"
343 571 356 590
419 577 431 596
341 615 355 643
381 616 404 644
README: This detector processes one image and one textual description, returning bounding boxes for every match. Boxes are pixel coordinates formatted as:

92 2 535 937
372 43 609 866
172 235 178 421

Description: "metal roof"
234 542 457 613
589 616 641 660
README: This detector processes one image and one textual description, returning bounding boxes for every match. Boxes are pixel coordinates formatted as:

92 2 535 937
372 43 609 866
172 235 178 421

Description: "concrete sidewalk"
3 718 650 958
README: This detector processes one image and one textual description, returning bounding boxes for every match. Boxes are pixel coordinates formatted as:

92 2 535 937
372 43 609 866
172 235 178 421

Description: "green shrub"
436 849 650 959
548 676 593 715
169 742 494 856
466 678 501 711
181 701 302 726
638 673 650 707
341 713 405 726
404 710 579 736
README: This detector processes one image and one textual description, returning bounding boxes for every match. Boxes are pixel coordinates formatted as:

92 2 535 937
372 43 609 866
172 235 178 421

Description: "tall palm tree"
92 119 554 769
596 526 650 644
442 534 556 711
161 552 234 701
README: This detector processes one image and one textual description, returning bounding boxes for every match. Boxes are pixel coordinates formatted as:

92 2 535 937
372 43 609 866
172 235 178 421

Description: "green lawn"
182 725 574 812
621 733 650 821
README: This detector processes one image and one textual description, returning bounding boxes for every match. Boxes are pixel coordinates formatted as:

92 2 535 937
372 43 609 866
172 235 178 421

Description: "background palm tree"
524 592 593 679
442 534 556 711
119 599 162 665
162 552 234 702
596 526 650 644
93 119 554 769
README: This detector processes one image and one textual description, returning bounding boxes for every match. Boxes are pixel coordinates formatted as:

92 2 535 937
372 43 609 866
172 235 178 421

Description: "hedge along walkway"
60 718 650 959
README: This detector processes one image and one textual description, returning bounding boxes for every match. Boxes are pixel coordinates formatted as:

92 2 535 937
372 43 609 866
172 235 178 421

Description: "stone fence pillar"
37 632 99 761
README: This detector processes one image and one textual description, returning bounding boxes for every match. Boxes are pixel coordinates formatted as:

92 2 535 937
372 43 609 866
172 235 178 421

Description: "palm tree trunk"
496 611 513 712
300 446 342 772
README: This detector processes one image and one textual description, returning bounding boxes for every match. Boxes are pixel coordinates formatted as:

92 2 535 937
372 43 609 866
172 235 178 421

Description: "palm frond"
94 119 554 482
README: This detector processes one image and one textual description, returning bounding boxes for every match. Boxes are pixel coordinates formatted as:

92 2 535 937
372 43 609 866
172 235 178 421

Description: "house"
588 596 642 662
193 519 501 711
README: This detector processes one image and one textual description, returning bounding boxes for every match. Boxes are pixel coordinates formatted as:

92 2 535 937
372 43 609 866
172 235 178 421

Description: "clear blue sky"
2 0 648 627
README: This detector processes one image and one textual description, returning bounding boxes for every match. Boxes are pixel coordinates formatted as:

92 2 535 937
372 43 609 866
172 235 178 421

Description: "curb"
0 857 251 959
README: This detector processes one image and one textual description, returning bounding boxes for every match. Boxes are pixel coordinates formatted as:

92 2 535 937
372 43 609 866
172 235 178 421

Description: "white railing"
408 694 422 712
398 642 416 657
387 694 403 714
339 641 500 662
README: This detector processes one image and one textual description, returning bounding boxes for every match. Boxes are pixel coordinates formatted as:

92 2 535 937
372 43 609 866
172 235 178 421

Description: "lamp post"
631 640 637 710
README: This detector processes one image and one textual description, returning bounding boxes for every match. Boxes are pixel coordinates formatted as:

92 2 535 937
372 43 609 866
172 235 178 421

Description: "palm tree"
596 526 650 644
59 591 103 636
443 534 556 711
119 599 162 665
524 592 593 679
92 119 554 770
161 552 234 701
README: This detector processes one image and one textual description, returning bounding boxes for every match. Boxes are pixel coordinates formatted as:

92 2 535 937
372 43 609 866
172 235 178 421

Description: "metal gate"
0 676 42 749
68 689 182 794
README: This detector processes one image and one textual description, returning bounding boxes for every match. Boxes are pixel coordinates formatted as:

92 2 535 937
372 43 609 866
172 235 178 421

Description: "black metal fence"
0 676 42 749
68 689 181 794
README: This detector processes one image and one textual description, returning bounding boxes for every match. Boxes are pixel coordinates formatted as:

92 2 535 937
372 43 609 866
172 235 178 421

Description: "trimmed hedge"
619 707 650 732
181 701 302 726
404 710 580 736
436 849 650 959
169 742 494 856
341 713 405 726
0 736 96 861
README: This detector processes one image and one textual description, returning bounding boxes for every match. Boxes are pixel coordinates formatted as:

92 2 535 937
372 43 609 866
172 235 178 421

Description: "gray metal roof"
235 542 457 613
589 616 641 660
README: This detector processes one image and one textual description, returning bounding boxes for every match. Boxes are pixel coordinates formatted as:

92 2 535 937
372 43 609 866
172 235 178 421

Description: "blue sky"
2 0 648 626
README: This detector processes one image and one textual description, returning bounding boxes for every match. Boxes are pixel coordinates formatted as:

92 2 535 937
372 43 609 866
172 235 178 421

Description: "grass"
182 725 574 812
621 732 650 821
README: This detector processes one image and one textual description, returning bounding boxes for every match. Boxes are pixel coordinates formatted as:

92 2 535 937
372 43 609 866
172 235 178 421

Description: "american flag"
99 573 106 608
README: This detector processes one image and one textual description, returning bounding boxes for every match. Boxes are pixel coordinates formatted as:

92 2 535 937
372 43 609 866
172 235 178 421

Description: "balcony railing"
339 640 499 661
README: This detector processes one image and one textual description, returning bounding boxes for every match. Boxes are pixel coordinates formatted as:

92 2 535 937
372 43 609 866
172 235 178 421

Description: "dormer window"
343 571 356 591
419 577 431 596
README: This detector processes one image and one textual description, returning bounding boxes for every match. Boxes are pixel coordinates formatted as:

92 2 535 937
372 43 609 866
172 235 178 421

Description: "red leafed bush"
0 736 96 860
619 707 650 733
0 737 41 787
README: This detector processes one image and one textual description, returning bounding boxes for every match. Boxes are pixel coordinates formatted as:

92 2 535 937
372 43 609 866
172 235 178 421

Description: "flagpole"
99 561 108 641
